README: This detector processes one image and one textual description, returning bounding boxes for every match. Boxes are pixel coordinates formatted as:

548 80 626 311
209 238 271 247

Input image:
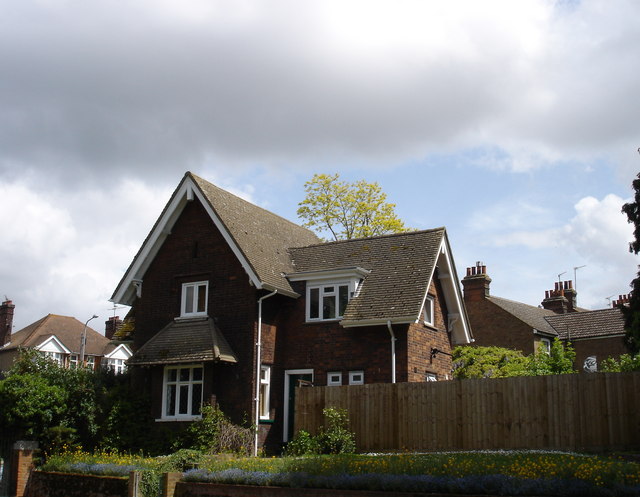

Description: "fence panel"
295 372 640 452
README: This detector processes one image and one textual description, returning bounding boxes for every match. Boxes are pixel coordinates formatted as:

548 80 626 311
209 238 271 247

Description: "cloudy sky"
2 0 639 333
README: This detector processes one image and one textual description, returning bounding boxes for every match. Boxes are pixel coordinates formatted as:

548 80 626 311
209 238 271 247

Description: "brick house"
0 300 132 373
110 172 473 451
461 263 630 370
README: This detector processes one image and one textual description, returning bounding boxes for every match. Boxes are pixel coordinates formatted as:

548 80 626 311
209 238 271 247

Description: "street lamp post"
80 314 98 368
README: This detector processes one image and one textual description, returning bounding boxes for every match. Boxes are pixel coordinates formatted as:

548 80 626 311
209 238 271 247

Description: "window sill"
155 415 202 422
174 315 208 322
259 418 275 424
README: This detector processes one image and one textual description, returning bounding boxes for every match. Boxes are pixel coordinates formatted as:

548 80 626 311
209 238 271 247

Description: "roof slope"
290 229 445 324
191 173 320 294
0 314 109 355
545 308 625 340
128 317 238 365
112 172 320 304
487 296 558 336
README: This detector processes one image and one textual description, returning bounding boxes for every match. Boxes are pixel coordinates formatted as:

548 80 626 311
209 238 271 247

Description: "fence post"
12 441 38 497
128 471 141 497
161 472 182 497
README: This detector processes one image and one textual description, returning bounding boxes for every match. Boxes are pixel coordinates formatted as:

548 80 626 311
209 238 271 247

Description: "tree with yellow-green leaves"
297 173 409 241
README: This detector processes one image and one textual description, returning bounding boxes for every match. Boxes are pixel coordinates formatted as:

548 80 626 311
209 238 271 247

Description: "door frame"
283 369 314 442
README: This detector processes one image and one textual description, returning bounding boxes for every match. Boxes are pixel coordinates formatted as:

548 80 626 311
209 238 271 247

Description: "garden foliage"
175 404 253 455
285 407 356 455
452 339 576 379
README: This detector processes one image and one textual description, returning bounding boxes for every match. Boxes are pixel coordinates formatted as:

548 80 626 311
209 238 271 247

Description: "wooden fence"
294 372 640 452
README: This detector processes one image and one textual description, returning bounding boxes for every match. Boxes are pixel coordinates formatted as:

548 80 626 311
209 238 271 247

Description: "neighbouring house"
461 263 630 370
110 171 473 451
0 300 132 373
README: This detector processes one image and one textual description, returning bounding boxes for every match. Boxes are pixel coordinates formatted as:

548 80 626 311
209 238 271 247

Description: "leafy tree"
621 171 640 353
600 353 640 372
452 339 576 379
452 346 530 379
297 173 409 240
525 339 576 375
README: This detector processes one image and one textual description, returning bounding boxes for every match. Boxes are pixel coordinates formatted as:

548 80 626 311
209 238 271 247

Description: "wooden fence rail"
294 372 640 452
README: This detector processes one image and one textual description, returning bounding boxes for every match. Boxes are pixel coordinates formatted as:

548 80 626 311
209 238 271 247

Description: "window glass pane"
323 295 336 319
309 288 320 319
168 369 177 382
179 385 189 414
180 368 190 382
323 286 335 294
191 383 202 415
338 285 349 317
166 384 176 416
197 284 207 312
193 367 203 381
185 285 194 313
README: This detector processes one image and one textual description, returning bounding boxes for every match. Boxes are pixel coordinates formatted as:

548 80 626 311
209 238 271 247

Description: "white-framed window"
85 356 95 370
307 281 353 321
259 365 271 419
540 338 551 355
327 372 342 386
106 358 126 374
349 370 364 385
162 364 204 420
425 372 437 382
44 351 64 366
423 296 434 326
69 354 78 369
181 281 208 317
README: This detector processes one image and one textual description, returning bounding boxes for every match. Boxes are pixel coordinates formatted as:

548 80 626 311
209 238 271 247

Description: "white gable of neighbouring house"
105 343 133 361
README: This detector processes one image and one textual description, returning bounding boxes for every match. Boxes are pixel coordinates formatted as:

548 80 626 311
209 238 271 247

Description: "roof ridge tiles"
292 227 446 249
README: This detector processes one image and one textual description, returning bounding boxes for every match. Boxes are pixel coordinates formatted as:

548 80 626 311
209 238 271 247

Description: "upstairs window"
307 281 357 321
181 281 208 317
423 296 434 326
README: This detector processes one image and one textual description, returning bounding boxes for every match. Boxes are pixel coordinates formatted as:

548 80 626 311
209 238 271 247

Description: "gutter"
387 320 397 384
254 289 278 457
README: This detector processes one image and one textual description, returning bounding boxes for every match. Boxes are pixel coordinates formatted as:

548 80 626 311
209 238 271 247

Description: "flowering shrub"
41 448 640 496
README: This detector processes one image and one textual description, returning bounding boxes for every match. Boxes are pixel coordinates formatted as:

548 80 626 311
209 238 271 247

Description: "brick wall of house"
571 335 629 371
133 200 259 424
463 299 538 354
407 279 454 381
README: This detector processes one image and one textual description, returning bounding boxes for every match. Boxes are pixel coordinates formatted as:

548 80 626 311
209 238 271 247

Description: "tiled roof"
128 317 238 365
545 308 625 340
192 173 321 295
487 296 558 336
289 228 445 323
0 314 109 356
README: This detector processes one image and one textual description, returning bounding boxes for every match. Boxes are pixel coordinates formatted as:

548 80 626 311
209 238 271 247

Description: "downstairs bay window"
162 364 203 420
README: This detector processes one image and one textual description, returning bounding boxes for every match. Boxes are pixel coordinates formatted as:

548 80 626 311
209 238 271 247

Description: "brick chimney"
612 294 630 308
105 316 123 340
0 299 15 346
541 281 577 313
462 262 491 302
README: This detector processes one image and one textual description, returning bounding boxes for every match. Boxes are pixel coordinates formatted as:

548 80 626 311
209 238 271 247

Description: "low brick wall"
24 471 128 497
175 481 471 497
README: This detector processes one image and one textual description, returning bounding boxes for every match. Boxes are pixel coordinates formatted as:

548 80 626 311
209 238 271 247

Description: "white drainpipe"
254 289 278 457
387 320 396 383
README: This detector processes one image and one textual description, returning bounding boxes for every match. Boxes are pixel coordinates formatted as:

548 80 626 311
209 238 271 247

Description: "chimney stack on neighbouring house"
0 299 15 346
462 262 491 302
541 281 577 313
612 294 630 308
105 316 123 340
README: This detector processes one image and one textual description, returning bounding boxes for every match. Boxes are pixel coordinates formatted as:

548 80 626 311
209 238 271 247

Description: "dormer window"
181 281 208 317
287 267 370 323
308 282 350 321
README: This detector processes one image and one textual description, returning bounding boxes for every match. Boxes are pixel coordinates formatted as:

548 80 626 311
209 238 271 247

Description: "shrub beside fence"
294 372 640 452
